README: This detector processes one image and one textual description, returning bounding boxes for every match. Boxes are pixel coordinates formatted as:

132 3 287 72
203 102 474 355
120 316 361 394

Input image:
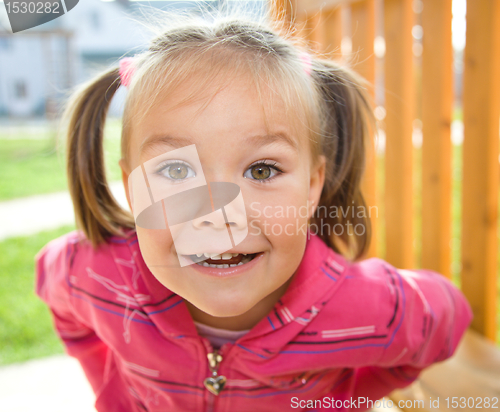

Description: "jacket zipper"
202 340 230 412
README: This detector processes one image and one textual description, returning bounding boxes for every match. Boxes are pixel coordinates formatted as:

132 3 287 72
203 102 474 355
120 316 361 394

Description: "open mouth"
188 252 260 268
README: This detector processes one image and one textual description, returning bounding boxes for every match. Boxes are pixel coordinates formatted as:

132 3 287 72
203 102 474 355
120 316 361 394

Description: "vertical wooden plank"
295 12 320 52
308 12 325 53
350 0 376 86
351 0 378 258
421 0 453 279
270 0 295 31
294 12 306 38
322 6 343 60
295 12 312 46
461 0 500 341
384 0 414 269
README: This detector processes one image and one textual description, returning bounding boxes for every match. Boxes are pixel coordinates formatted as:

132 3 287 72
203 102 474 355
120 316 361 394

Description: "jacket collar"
242 233 351 352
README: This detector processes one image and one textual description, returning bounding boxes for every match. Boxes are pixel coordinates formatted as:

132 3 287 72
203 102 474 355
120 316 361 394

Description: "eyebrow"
140 132 298 155
245 132 298 151
140 135 194 154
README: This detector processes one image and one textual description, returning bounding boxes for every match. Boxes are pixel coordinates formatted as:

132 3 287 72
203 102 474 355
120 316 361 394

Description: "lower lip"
188 253 264 278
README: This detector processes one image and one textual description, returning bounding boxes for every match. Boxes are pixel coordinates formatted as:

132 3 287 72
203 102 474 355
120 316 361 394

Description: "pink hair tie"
299 51 313 76
119 57 135 88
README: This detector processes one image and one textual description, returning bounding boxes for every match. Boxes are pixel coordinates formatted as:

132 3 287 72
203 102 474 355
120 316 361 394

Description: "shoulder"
341 257 469 315
326 257 472 365
36 229 137 272
322 255 399 306
313 254 437 337
318 256 402 328
327 256 462 325
336 255 451 303
35 229 138 303
35 231 81 298
295 241 472 367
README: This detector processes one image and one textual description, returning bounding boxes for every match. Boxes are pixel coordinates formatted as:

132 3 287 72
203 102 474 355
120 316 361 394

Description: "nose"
221 203 248 229
191 210 228 230
191 181 247 231
191 206 247 230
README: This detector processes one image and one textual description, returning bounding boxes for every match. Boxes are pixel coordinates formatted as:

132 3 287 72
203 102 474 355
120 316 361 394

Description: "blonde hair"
63 8 374 260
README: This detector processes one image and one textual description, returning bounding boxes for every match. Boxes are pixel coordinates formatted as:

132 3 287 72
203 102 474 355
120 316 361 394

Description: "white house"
0 0 146 117
0 0 266 118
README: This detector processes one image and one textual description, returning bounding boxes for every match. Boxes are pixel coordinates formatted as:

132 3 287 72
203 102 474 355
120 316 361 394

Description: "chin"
196 295 255 318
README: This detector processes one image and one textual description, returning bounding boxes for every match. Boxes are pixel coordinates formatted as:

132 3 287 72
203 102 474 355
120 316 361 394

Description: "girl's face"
121 73 325 326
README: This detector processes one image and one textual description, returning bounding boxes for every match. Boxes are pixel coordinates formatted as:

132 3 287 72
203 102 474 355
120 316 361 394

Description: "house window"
0 38 11 50
14 81 27 99
90 11 100 30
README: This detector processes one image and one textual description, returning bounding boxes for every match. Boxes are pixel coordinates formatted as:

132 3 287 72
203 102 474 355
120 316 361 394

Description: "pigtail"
310 60 375 260
64 68 135 246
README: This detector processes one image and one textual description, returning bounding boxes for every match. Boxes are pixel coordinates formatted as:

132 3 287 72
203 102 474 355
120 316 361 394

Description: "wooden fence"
270 0 500 342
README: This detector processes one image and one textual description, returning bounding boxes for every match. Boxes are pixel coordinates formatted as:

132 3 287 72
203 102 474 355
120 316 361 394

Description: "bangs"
121 45 323 162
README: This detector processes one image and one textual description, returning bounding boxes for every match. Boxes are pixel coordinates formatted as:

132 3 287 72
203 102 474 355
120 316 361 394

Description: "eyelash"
245 160 284 183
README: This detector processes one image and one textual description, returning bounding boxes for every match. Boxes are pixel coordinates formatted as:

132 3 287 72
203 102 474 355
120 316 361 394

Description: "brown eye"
169 164 188 179
244 162 282 181
250 165 271 180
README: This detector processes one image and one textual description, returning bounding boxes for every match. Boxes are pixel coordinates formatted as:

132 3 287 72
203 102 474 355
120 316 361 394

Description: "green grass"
453 105 463 122
0 119 123 200
0 225 75 365
0 138 67 200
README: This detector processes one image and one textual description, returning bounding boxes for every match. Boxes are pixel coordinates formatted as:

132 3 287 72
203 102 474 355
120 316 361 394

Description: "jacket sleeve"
351 262 473 407
35 234 109 394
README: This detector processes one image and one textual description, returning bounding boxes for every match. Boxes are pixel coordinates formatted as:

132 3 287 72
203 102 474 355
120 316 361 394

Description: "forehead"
127 71 309 163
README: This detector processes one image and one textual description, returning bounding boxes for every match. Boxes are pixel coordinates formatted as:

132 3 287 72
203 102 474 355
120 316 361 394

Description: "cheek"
246 181 312 240
136 227 191 293
136 227 176 267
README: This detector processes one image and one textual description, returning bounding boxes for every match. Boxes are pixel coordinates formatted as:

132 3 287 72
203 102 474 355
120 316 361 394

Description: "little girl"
36 12 472 412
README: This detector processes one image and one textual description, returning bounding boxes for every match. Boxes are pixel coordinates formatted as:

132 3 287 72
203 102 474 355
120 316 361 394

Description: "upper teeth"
195 252 245 260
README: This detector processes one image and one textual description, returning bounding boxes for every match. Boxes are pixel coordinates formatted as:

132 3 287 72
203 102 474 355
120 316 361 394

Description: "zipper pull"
203 350 226 396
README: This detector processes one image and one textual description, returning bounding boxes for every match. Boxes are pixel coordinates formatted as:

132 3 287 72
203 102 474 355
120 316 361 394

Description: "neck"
185 276 294 331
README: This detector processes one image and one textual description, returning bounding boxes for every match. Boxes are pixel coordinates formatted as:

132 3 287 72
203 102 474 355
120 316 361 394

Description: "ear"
308 155 326 219
119 158 133 213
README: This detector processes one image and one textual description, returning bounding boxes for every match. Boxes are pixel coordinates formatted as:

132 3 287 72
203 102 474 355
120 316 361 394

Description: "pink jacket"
36 231 472 412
